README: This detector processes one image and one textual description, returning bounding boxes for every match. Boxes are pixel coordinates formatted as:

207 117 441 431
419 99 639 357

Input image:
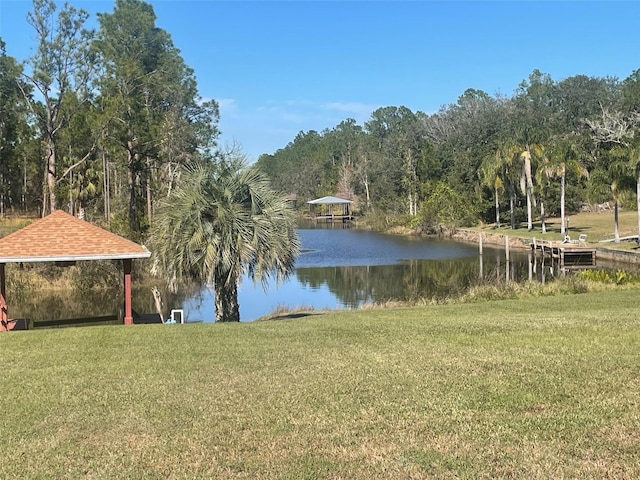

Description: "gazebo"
307 196 353 223
0 210 151 331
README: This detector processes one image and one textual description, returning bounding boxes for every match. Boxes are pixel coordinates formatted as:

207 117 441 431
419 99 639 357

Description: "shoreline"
453 228 640 265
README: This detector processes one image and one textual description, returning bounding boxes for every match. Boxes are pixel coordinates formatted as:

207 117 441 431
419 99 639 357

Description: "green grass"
0 216 33 238
479 210 640 247
2 288 640 478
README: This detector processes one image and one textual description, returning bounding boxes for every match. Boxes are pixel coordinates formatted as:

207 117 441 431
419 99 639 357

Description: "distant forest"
3 1 640 241
256 69 640 235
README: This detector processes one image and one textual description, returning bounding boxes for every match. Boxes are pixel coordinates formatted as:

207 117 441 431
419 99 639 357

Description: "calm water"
181 228 531 323
8 227 553 323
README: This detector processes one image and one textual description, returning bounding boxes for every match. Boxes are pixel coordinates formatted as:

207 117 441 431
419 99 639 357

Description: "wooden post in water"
478 232 484 280
505 235 510 262
532 238 537 274
505 236 510 282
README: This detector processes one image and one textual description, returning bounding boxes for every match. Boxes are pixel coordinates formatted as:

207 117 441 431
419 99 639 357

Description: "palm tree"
151 158 300 322
534 150 552 234
587 155 631 244
479 152 505 228
586 107 638 243
481 142 521 229
608 148 634 243
514 143 544 232
628 143 640 243
547 134 589 236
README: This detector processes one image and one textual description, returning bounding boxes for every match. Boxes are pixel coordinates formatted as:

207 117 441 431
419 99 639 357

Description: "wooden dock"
312 214 354 223
531 240 597 270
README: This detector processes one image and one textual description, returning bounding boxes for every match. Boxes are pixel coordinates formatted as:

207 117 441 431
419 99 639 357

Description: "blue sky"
2 1 640 161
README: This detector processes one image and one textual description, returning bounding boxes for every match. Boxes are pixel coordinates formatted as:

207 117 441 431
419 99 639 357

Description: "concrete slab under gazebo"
307 195 354 223
0 210 151 331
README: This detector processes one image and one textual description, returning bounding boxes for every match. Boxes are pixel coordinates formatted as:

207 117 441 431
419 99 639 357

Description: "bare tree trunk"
42 158 49 217
127 140 140 233
22 160 27 212
46 135 56 213
103 151 111 224
614 201 620 243
363 175 371 210
560 168 566 237
152 286 164 319
68 169 74 215
128 167 136 232
509 185 516 230
214 269 240 322
540 200 546 234
146 157 153 227
526 190 533 231
637 175 640 243
524 145 534 231
494 188 500 227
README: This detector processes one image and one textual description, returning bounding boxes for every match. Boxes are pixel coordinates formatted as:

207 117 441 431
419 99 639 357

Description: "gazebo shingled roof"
0 210 149 262
0 210 151 331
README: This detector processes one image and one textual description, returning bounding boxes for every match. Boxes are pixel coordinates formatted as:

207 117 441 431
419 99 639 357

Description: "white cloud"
216 98 238 116
216 98 381 161
323 101 380 118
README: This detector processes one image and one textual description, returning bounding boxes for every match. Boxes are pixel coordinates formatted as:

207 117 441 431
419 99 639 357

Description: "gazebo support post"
123 259 133 325
0 263 7 331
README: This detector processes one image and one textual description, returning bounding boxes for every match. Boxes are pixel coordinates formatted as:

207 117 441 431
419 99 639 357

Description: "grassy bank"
477 210 640 246
2 288 640 478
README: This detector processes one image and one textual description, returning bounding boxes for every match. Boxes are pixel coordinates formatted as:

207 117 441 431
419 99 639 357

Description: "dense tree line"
0 0 219 240
1 0 302 322
256 70 640 240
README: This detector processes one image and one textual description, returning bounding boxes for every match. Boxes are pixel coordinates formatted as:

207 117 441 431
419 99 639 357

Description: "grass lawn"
2 288 640 479
478 210 640 249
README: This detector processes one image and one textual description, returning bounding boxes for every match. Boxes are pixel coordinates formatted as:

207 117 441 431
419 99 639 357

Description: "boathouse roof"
307 196 353 205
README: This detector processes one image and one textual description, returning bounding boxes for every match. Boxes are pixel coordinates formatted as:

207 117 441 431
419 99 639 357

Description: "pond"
181 227 532 322
10 226 590 324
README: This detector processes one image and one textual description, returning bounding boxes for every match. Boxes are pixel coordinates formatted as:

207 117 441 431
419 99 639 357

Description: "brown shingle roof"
0 210 151 263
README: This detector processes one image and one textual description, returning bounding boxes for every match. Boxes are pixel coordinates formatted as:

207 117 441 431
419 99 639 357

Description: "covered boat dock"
307 196 354 223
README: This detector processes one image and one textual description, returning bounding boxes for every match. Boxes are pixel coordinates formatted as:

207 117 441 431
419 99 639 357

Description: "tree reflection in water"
9 284 194 323
295 252 532 308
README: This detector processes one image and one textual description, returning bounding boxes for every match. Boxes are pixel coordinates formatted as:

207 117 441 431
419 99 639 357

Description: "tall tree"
151 157 300 322
95 0 218 234
483 141 522 229
20 0 95 214
515 142 545 231
0 40 33 216
546 134 588 236
586 107 638 242
365 106 430 215
512 70 556 230
479 150 506 228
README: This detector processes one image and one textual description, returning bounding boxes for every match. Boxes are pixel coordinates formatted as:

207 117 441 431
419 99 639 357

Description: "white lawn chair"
578 234 587 246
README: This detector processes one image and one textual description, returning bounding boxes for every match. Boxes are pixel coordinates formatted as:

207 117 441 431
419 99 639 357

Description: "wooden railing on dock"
312 214 354 223
531 240 597 270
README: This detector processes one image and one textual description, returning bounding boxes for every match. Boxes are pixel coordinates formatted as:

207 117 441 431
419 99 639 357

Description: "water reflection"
182 241 533 322
10 282 193 323
11 226 639 324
